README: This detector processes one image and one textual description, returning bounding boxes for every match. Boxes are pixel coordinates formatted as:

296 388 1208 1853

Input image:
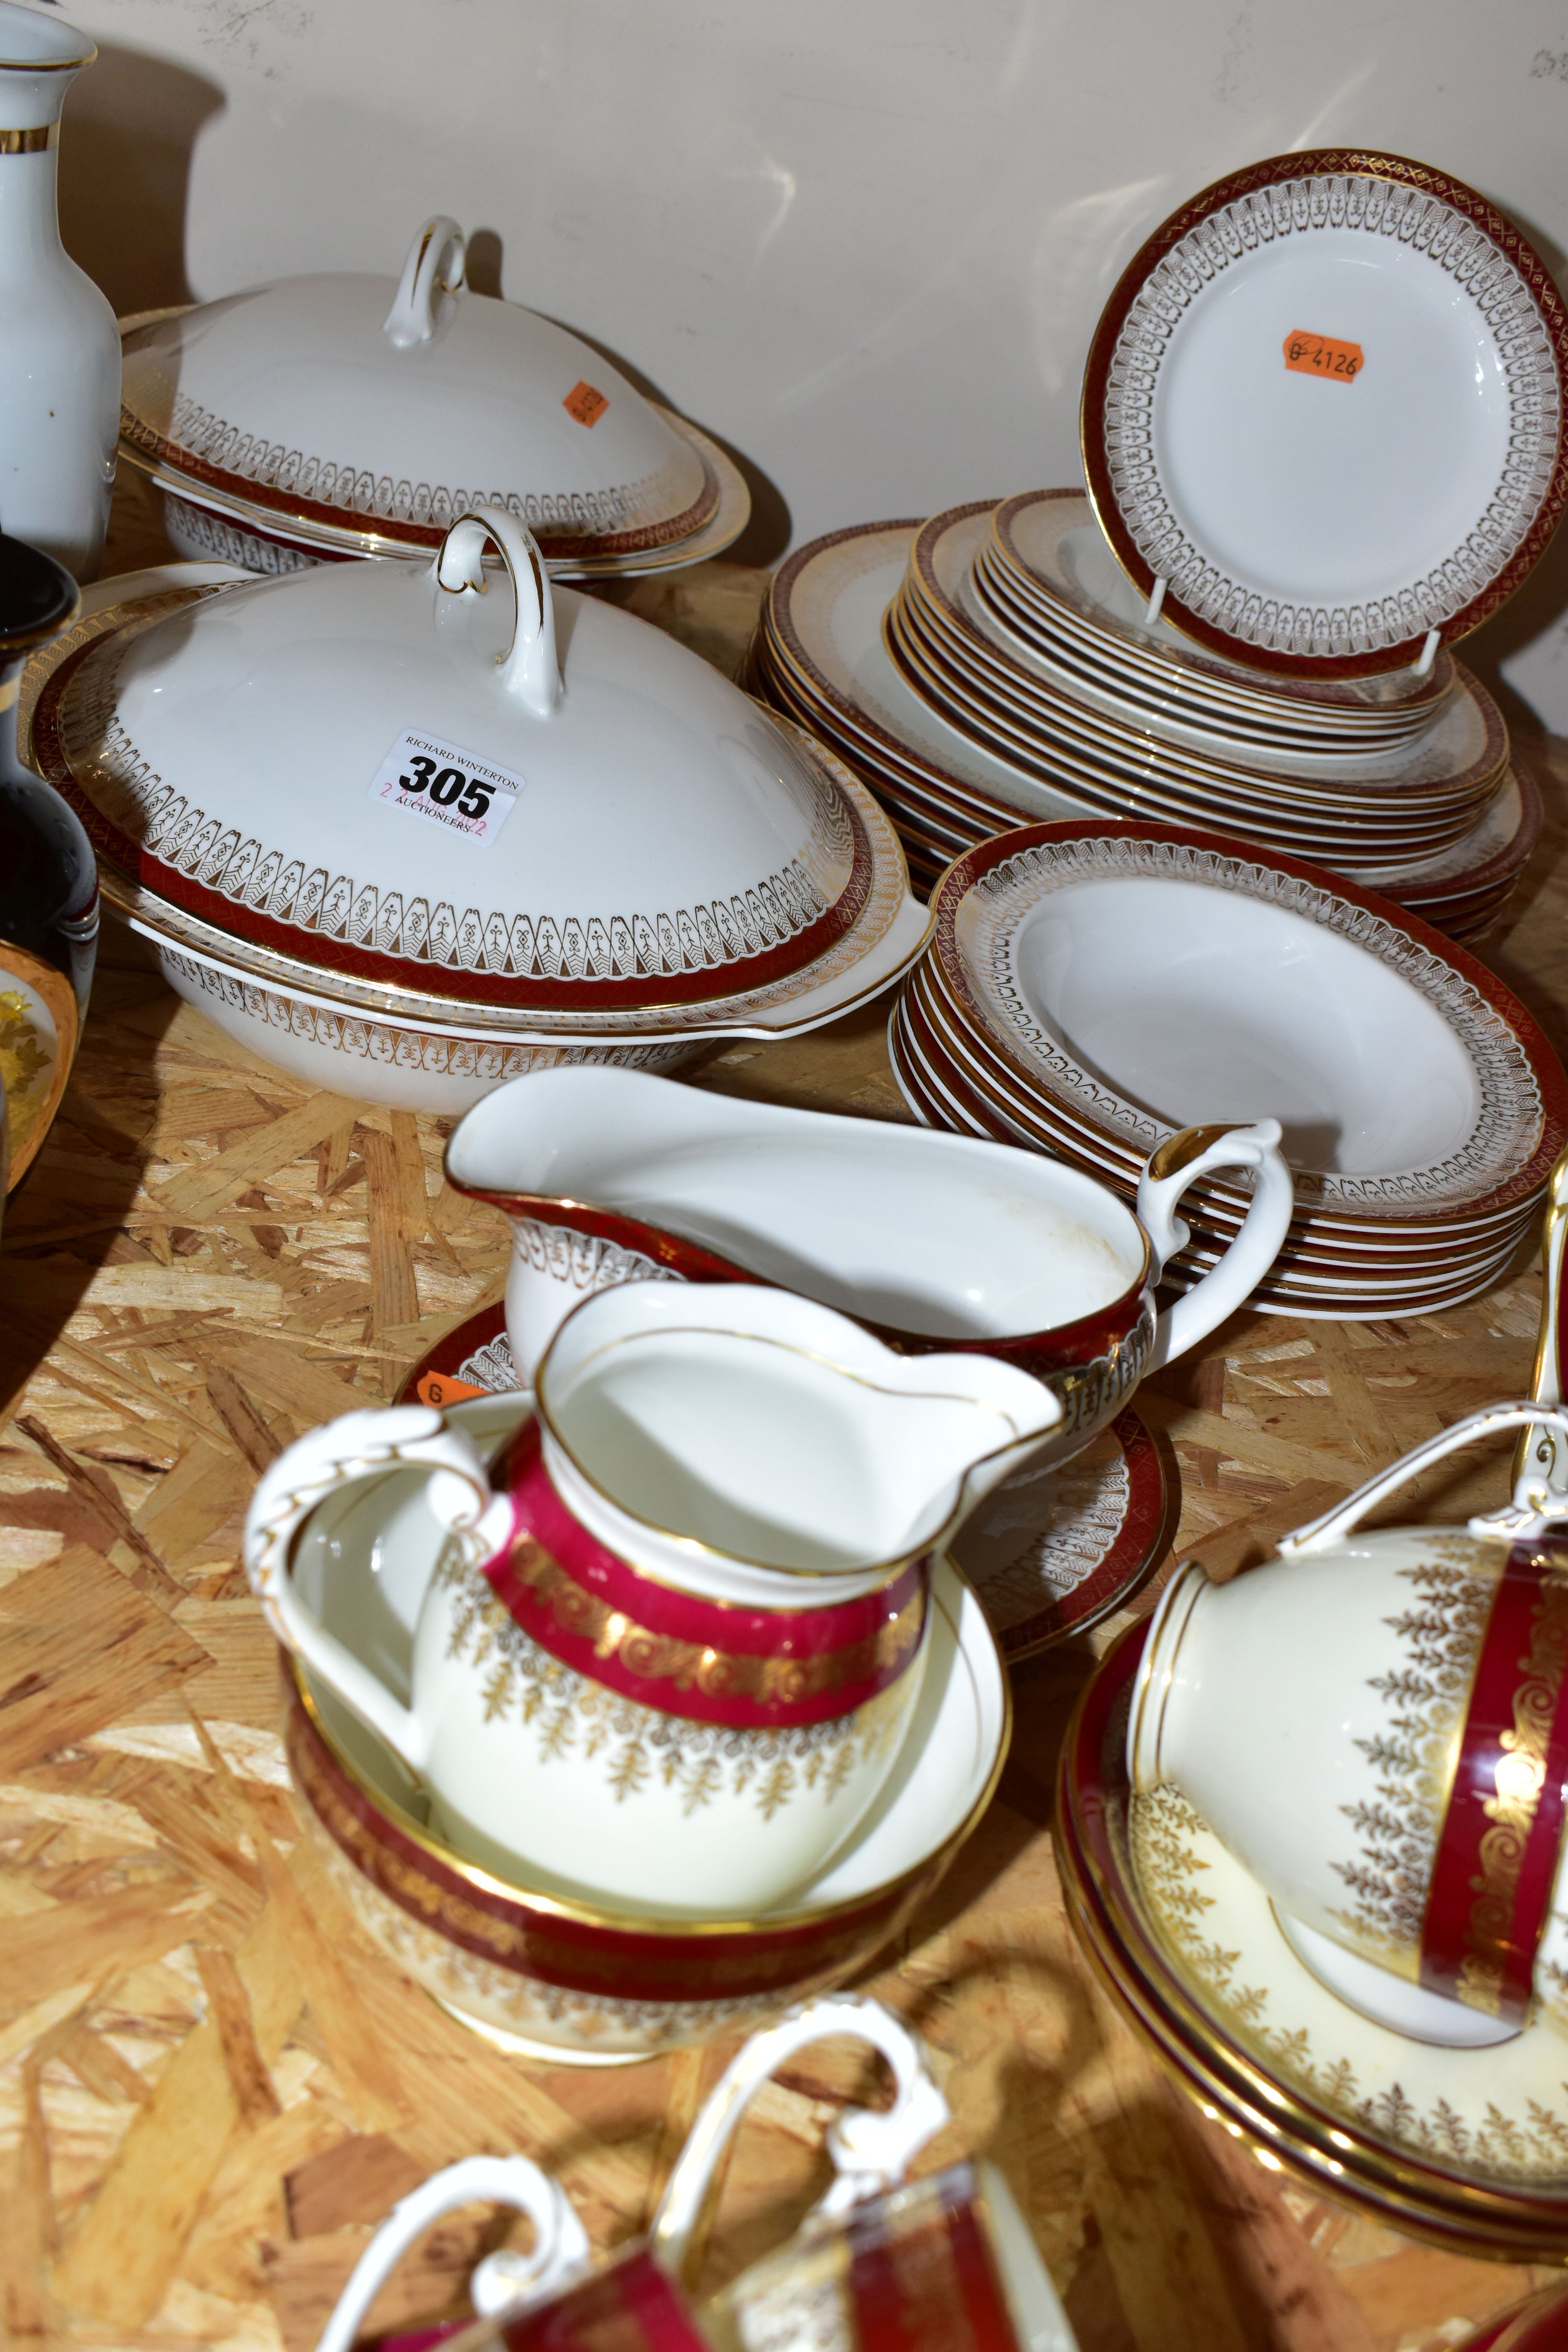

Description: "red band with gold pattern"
483 1420 927 1730
847 2169 1020 2352
1419 1539 1568 2024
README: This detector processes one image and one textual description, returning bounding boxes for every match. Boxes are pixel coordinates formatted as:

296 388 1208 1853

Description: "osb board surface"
0 472 1564 2352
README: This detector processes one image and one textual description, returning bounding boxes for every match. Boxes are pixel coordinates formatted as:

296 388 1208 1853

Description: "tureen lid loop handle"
383 215 467 349
1275 1400 1568 1559
436 505 562 719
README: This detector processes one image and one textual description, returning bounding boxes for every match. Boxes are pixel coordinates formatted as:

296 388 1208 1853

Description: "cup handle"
650 1994 950 2279
313 2154 590 2352
383 215 466 348
1276 1399 1568 1558
436 505 562 718
242 1404 505 1771
1136 1119 1293 1372
1513 1147 1568 1513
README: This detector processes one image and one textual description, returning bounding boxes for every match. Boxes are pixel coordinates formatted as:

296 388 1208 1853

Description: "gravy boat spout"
537 1282 1066 1596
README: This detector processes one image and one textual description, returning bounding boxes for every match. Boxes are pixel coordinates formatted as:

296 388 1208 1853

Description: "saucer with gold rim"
1054 1624 1568 2256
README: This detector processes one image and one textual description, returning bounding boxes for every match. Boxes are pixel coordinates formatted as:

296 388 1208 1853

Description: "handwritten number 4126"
399 753 494 819
1283 331 1363 382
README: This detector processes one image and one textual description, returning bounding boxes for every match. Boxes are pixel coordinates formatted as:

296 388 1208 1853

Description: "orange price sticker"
563 380 609 427
416 1372 488 1407
1283 330 1364 384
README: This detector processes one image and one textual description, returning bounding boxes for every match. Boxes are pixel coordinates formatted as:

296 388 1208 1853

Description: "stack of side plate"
976 489 1455 755
888 819 1566 1322
747 514 1540 944
889 500 1511 876
1056 1626 1568 2258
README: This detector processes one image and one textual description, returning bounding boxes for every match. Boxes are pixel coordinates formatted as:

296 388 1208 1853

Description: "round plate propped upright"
1081 150 1568 680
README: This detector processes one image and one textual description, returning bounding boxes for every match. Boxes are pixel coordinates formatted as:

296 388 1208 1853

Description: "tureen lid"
120 219 717 562
38 508 872 1014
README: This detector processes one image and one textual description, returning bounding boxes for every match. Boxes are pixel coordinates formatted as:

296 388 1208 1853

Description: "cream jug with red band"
244 1282 1059 1914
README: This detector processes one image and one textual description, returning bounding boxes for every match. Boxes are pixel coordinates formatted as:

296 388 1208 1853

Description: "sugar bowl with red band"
1130 1399 1568 2045
244 1281 1059 1915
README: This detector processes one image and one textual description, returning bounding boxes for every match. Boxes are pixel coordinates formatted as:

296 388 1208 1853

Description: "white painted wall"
46 0 1568 721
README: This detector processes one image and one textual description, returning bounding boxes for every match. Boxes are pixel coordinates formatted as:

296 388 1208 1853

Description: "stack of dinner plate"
887 818 1566 1321
748 500 1539 944
753 143 1568 947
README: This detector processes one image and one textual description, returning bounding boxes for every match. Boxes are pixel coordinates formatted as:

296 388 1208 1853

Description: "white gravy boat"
445 1066 1293 1466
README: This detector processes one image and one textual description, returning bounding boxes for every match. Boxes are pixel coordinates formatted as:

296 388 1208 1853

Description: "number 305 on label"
368 730 525 847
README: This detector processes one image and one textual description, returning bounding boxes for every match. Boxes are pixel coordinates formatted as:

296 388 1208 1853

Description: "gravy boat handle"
242 1404 505 1771
1136 1118 1292 1371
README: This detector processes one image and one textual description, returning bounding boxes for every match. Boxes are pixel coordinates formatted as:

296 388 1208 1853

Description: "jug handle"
1136 1119 1293 1372
1513 1145 1568 1513
437 503 562 718
242 1405 506 1771
313 2153 590 2352
383 215 466 348
1276 1400 1568 1558
650 1994 950 2283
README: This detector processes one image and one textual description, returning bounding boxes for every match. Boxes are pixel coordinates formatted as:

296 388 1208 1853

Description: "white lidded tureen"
25 514 925 1111
117 218 750 579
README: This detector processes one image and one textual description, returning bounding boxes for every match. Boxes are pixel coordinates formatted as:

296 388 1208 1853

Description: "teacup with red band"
1131 1398 1568 2045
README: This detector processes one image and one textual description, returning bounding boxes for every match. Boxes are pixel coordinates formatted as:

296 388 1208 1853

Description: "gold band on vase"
0 124 59 154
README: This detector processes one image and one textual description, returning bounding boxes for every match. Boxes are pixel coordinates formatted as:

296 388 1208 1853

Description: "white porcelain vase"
0 3 118 580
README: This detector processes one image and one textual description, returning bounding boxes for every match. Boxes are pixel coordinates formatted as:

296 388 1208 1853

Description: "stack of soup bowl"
116 217 750 581
19 505 928 1114
1054 1284 1568 2257
752 144 1568 947
888 817 1566 1320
